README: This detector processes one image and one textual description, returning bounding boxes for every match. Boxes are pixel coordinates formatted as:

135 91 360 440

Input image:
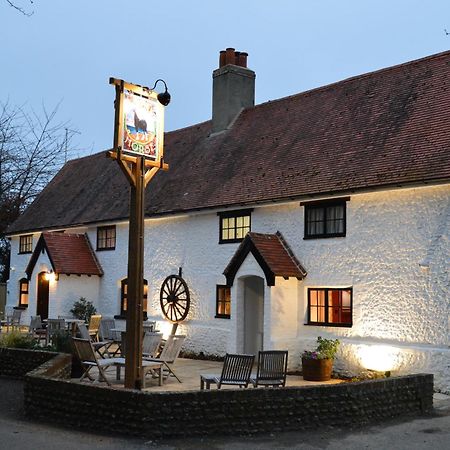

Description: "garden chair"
142 331 163 358
99 318 116 341
250 350 288 388
143 334 186 383
77 322 111 357
5 309 23 331
88 314 102 341
142 321 156 333
72 337 118 386
200 353 255 390
29 315 47 344
46 318 65 344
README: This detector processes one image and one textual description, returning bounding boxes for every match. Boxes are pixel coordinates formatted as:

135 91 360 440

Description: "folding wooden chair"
88 314 102 341
144 334 186 383
250 350 288 387
29 315 47 344
142 332 163 358
72 337 117 386
200 353 255 390
77 322 111 357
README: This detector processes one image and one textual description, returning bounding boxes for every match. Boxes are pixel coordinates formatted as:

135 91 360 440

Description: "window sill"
218 239 244 245
304 322 352 328
215 315 230 319
15 306 28 310
18 251 32 255
303 234 346 240
96 247 116 251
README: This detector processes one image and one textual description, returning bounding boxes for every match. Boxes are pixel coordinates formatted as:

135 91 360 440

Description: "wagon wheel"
160 275 190 323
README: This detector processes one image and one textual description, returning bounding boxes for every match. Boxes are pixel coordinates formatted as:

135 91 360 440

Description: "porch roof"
223 231 307 286
26 232 103 278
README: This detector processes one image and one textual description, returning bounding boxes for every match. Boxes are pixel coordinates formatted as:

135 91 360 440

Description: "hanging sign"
110 78 165 163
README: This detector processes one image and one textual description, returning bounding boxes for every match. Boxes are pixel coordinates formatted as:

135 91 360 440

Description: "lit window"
18 278 29 307
97 225 116 250
215 285 231 318
308 288 352 327
218 209 252 244
303 199 348 239
19 235 33 254
120 278 148 317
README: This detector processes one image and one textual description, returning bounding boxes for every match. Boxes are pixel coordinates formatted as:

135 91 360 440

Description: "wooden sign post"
108 77 168 390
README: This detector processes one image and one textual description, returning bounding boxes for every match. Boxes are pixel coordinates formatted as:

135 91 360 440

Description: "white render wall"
6 183 450 391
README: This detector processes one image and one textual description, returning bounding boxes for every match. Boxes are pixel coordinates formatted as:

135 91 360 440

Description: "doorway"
37 272 49 320
243 276 264 355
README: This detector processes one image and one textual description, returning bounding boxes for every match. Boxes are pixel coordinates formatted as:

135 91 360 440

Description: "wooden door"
37 272 49 320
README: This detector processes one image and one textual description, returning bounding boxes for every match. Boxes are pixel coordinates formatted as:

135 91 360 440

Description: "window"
19 235 33 254
97 225 116 250
120 278 148 317
303 198 348 239
307 288 352 327
215 285 231 318
218 209 252 244
18 278 29 307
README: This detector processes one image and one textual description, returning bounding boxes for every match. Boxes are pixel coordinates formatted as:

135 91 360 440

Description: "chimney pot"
219 50 226 68
239 52 248 68
234 51 241 66
225 47 235 65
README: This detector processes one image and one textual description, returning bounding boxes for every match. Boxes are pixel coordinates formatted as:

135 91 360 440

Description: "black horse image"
134 111 147 133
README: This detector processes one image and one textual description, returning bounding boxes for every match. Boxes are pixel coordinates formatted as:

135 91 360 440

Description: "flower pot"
302 357 333 381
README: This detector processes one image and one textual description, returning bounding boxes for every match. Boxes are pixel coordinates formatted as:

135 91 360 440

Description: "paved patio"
74 357 343 392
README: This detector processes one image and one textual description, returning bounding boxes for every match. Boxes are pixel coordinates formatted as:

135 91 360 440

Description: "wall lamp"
151 79 171 106
45 270 58 282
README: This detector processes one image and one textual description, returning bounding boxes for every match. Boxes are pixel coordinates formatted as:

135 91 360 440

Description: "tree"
0 102 77 281
4 0 34 16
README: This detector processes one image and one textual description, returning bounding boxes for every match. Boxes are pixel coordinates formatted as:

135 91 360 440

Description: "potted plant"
301 336 340 381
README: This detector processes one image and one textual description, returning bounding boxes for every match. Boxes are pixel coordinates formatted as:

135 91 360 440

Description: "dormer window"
19 235 33 254
97 225 116 250
302 198 349 239
218 209 252 244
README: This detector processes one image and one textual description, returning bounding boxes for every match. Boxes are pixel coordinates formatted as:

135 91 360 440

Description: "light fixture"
419 260 430 272
150 79 171 106
44 270 58 282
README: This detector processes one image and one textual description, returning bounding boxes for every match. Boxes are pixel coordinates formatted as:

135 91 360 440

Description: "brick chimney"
212 48 255 133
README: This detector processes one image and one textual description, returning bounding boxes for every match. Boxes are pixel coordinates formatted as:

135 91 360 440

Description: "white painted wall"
6 183 450 392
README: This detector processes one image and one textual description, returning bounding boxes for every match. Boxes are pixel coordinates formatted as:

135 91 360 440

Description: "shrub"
0 330 38 349
70 297 96 322
302 336 340 360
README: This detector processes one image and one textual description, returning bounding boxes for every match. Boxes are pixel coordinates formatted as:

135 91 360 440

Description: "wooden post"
108 77 169 390
124 156 145 389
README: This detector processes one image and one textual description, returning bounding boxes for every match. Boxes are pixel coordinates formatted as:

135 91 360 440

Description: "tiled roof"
9 50 450 234
26 232 103 278
223 232 307 286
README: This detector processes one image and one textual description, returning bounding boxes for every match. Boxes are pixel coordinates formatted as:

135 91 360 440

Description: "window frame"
218 209 252 244
302 198 348 240
119 278 148 319
96 225 116 251
215 284 231 319
306 287 353 327
18 234 33 254
18 278 29 308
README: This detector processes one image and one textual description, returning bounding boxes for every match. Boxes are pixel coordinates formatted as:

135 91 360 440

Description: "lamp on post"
108 76 171 390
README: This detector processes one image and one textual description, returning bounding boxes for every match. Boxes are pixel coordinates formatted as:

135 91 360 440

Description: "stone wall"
0 347 60 379
24 370 433 439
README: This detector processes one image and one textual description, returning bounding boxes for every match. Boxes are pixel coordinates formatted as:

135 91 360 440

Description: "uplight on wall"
44 270 58 282
357 344 398 373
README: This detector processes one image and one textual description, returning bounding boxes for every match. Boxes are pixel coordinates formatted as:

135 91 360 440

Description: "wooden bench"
200 353 255 389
